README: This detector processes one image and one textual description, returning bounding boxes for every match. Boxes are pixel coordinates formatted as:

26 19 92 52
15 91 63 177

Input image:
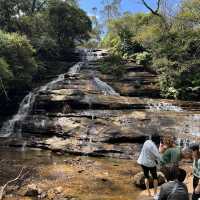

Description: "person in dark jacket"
158 168 189 200
190 143 200 200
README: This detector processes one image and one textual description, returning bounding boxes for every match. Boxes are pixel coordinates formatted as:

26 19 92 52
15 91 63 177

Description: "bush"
152 57 180 73
36 35 59 60
100 54 125 78
0 30 37 88
136 51 152 66
0 58 13 81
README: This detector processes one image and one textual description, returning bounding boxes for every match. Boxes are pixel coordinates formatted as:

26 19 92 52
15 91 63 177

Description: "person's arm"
151 143 161 162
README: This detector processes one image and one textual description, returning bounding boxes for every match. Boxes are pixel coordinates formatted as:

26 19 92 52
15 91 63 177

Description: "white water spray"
148 102 183 112
93 77 120 96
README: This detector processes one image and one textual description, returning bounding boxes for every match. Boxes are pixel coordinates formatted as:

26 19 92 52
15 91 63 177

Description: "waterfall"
0 92 35 137
93 77 120 96
39 73 65 91
148 102 183 112
68 62 83 76
0 62 82 137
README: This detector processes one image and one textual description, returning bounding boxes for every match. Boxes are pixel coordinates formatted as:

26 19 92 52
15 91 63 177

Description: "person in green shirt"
161 146 181 166
160 135 181 181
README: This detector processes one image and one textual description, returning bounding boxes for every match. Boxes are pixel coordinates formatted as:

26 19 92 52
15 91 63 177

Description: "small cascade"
0 62 82 137
39 73 65 91
21 141 27 151
0 92 35 137
148 102 183 112
68 62 83 76
93 77 120 96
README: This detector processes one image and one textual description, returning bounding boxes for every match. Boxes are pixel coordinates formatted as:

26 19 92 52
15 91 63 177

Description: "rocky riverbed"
0 147 141 200
0 147 194 200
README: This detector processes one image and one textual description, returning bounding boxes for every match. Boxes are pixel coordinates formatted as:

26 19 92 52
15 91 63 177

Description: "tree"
140 0 169 29
101 0 121 23
48 1 92 51
0 30 37 91
89 7 102 43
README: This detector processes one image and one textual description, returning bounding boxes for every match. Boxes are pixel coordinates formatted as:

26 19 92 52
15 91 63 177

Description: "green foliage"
0 58 13 81
99 54 125 77
0 30 37 87
101 3 200 100
48 1 92 50
152 58 180 98
135 52 152 66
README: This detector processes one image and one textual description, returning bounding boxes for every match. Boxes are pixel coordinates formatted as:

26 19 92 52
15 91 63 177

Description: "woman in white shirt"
137 136 161 198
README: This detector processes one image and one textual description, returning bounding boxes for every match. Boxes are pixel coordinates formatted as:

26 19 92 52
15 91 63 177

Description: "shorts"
141 165 158 179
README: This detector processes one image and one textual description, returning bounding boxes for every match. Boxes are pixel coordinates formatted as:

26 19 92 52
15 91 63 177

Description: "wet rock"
47 188 56 200
25 184 42 197
133 171 165 189
46 187 64 199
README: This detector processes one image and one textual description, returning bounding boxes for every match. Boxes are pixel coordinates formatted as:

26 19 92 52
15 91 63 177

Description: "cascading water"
68 62 83 76
0 62 83 137
148 101 183 112
93 77 120 96
39 73 65 91
0 92 35 137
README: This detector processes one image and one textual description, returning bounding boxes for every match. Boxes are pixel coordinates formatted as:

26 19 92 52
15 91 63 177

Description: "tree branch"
37 0 48 12
0 167 29 200
31 0 37 13
0 78 9 101
141 0 169 30
141 0 162 17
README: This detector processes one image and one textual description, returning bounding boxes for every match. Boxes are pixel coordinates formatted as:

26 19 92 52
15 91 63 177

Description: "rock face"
133 171 165 189
1 52 200 159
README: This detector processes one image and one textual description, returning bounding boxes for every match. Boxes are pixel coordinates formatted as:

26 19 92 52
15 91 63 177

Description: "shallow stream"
0 147 143 200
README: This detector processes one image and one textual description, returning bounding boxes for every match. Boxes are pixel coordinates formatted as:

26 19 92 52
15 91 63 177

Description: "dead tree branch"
141 0 162 17
0 167 29 200
141 0 169 29
0 78 9 101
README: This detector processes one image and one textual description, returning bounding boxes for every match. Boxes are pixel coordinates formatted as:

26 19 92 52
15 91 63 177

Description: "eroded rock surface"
1 55 200 159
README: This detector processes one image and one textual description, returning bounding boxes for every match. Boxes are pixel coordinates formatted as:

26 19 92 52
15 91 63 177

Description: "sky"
79 0 180 18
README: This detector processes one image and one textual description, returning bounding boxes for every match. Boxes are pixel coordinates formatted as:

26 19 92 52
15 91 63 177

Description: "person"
190 143 200 200
158 168 189 200
137 136 161 198
160 135 182 181
159 134 175 154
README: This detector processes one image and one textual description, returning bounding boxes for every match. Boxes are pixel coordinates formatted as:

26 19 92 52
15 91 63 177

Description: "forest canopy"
0 0 92 98
101 0 200 100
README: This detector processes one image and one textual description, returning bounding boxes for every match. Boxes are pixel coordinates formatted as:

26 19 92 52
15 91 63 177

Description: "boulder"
133 171 165 189
25 184 42 197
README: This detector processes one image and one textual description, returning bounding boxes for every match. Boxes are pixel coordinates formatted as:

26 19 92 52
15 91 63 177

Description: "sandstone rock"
25 184 42 197
133 171 165 189
54 186 63 194
1 57 200 160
